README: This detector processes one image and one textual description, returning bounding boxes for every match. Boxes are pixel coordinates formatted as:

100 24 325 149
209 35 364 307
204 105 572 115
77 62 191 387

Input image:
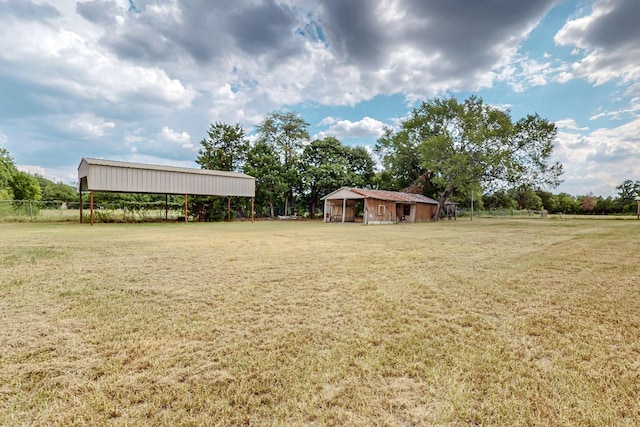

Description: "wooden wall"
364 199 396 223
414 203 437 222
326 198 438 223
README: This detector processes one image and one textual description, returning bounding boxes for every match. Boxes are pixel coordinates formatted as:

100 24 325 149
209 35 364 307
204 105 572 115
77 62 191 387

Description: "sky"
1 0 639 197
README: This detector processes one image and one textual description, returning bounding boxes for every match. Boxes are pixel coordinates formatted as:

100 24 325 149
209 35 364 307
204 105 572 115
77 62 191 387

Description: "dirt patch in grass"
1 219 639 425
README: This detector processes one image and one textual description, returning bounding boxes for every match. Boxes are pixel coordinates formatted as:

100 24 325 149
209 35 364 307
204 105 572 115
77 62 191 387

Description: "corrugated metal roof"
78 157 255 196
80 158 253 179
323 187 439 204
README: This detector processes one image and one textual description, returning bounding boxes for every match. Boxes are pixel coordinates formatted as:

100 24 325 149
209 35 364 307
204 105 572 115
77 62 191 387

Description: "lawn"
1 219 639 426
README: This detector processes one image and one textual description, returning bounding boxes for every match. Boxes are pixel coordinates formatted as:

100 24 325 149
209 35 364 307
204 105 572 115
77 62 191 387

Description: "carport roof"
80 157 253 179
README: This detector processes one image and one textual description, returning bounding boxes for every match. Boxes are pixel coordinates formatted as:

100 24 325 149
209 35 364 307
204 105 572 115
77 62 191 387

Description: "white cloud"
125 135 145 143
67 114 115 138
554 115 640 196
158 126 191 145
317 116 337 126
314 116 386 141
588 98 640 121
0 16 196 109
554 0 640 87
123 126 198 161
556 118 588 131
499 55 570 92
17 164 46 176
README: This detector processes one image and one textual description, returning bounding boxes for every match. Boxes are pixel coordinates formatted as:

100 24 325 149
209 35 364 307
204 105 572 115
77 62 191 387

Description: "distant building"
322 187 439 224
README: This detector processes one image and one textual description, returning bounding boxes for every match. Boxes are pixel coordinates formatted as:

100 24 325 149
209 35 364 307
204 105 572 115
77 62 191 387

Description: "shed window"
378 204 385 216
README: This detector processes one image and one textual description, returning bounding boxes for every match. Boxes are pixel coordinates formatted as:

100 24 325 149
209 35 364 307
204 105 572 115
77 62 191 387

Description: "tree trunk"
269 198 275 219
433 186 456 221
309 188 317 219
290 193 296 216
309 199 316 219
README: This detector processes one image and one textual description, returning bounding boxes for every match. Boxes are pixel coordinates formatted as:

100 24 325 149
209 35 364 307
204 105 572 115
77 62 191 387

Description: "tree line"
1 95 639 219
1 147 77 203
194 112 375 220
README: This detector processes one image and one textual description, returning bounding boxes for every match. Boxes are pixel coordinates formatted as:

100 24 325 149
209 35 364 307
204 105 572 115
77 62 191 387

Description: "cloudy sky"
1 0 639 197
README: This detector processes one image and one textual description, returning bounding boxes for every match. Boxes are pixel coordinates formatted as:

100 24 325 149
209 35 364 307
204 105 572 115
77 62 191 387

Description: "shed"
322 187 439 224
77 158 255 224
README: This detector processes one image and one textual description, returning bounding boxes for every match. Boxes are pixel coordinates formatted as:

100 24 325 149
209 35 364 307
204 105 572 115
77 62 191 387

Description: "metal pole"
184 194 188 223
90 191 94 226
165 194 168 222
79 190 83 224
227 197 231 222
251 198 254 223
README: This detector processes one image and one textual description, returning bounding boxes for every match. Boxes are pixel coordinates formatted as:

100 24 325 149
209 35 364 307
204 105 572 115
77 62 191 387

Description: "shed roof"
322 187 439 205
78 157 255 197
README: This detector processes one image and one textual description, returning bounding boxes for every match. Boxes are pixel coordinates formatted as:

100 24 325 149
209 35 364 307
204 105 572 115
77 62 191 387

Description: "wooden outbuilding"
322 187 439 224
77 158 255 224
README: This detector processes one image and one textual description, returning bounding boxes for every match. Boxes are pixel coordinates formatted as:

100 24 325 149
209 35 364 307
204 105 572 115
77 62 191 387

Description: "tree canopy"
300 137 375 218
243 140 286 218
10 171 42 201
255 111 310 216
1 145 18 200
196 122 248 172
377 96 563 218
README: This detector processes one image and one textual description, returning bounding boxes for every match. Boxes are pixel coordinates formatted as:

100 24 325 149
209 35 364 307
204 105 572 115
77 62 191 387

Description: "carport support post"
165 194 168 222
227 197 231 222
342 198 346 223
251 198 254 223
184 194 188 223
79 190 83 224
636 197 640 219
90 191 94 226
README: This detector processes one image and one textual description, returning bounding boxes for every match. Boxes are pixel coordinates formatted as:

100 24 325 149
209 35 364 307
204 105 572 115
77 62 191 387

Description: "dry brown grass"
1 219 639 426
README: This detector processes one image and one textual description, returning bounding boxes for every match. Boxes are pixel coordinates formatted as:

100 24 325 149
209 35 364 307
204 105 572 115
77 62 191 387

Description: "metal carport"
78 158 256 225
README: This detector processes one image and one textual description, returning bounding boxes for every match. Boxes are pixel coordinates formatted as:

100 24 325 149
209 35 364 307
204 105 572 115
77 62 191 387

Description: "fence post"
29 200 33 220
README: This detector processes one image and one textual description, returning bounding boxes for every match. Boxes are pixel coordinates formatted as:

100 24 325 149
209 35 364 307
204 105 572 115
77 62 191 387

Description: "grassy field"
1 218 639 426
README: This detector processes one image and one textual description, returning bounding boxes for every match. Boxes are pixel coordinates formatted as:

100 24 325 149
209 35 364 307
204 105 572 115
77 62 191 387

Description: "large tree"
300 137 375 218
346 146 376 186
378 96 563 218
196 122 248 172
375 127 426 190
243 140 286 219
615 179 640 213
36 176 77 202
256 111 309 216
10 171 42 201
193 122 249 221
1 145 18 200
